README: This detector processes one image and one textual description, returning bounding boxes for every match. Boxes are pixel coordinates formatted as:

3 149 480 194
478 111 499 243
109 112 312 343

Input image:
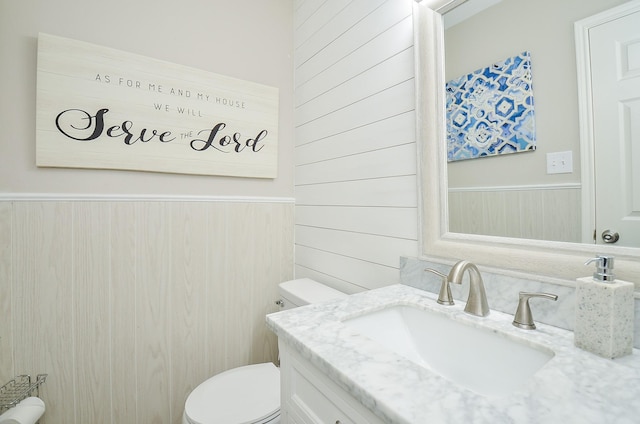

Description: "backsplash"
400 256 640 349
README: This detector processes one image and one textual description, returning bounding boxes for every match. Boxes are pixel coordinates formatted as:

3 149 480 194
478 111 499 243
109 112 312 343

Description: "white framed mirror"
413 0 640 282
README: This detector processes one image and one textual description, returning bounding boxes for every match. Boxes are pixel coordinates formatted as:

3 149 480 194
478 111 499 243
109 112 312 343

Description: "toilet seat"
184 362 280 424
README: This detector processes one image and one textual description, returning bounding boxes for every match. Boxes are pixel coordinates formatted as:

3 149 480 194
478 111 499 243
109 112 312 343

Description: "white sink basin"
343 305 554 397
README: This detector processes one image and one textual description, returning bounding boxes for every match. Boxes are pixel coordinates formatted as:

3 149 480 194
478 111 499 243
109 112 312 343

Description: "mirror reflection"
443 0 640 247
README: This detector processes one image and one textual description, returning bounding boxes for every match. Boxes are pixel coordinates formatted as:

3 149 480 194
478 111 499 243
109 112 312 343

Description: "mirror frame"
413 0 640 282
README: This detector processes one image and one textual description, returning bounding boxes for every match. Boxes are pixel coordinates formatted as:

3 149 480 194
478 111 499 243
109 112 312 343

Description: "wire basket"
0 374 48 412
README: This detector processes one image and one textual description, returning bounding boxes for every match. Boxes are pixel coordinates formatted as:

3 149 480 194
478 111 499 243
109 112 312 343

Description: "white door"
589 6 640 246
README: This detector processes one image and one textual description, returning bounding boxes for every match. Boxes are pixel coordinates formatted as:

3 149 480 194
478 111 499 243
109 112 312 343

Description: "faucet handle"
424 268 454 305
512 292 558 330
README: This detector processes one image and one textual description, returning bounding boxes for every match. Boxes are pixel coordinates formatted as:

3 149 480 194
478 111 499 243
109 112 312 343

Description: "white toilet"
182 278 347 424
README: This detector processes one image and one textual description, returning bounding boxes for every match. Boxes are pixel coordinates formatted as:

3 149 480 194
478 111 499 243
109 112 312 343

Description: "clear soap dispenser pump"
574 255 634 359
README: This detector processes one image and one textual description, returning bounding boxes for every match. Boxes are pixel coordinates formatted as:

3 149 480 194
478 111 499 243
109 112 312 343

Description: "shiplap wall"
0 199 293 424
293 0 420 293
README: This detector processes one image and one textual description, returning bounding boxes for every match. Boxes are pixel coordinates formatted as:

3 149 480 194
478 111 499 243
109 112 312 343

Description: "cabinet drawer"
280 342 385 424
289 364 356 424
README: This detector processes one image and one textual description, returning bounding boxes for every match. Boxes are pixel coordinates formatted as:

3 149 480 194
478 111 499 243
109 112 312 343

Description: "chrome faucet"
448 260 490 317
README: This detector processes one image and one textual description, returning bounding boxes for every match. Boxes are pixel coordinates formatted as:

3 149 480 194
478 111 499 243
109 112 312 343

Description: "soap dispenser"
574 255 634 359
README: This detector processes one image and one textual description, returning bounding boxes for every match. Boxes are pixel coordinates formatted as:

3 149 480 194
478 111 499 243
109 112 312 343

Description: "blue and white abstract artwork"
446 51 536 162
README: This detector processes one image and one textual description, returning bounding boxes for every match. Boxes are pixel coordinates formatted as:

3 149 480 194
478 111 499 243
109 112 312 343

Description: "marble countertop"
266 284 640 424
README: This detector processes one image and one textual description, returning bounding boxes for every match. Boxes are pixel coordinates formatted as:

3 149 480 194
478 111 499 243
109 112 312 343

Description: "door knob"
601 230 619 243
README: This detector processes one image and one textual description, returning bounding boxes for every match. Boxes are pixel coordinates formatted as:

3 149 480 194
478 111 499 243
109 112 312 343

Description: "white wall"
0 0 294 197
293 0 420 293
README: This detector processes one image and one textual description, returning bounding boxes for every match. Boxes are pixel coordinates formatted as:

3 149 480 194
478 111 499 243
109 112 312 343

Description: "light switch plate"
546 151 573 174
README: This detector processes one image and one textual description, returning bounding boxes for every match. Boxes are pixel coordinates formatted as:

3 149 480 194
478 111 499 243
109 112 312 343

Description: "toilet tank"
278 278 347 310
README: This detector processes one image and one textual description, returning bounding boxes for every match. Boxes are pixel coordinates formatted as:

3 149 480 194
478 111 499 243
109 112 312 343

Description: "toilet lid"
185 362 280 424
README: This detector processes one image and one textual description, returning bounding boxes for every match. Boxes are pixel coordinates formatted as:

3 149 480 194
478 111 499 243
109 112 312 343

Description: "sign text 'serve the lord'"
55 108 267 153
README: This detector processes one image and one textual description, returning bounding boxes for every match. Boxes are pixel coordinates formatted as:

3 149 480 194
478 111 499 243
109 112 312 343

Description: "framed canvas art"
446 51 536 162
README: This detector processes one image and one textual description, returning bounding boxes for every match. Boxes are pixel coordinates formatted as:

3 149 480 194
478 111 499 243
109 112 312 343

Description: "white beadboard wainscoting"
0 196 293 424
293 0 420 294
448 184 582 243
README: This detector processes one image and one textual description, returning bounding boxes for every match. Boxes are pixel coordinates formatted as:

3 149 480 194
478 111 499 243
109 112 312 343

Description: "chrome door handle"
601 230 619 244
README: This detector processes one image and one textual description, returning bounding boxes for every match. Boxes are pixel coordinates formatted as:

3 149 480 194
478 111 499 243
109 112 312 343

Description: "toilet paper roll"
0 397 45 424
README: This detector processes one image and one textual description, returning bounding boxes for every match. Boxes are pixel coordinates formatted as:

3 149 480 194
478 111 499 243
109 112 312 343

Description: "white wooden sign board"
36 33 279 178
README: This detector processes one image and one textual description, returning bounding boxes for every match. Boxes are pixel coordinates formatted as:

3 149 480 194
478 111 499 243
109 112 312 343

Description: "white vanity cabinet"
279 341 385 424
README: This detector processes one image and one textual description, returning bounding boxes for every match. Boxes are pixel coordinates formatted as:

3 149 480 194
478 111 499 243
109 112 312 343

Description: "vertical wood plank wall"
448 186 581 242
0 199 293 424
293 0 420 293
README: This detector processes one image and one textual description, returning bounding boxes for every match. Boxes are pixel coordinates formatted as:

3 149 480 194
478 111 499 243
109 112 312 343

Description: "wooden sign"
36 33 279 178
